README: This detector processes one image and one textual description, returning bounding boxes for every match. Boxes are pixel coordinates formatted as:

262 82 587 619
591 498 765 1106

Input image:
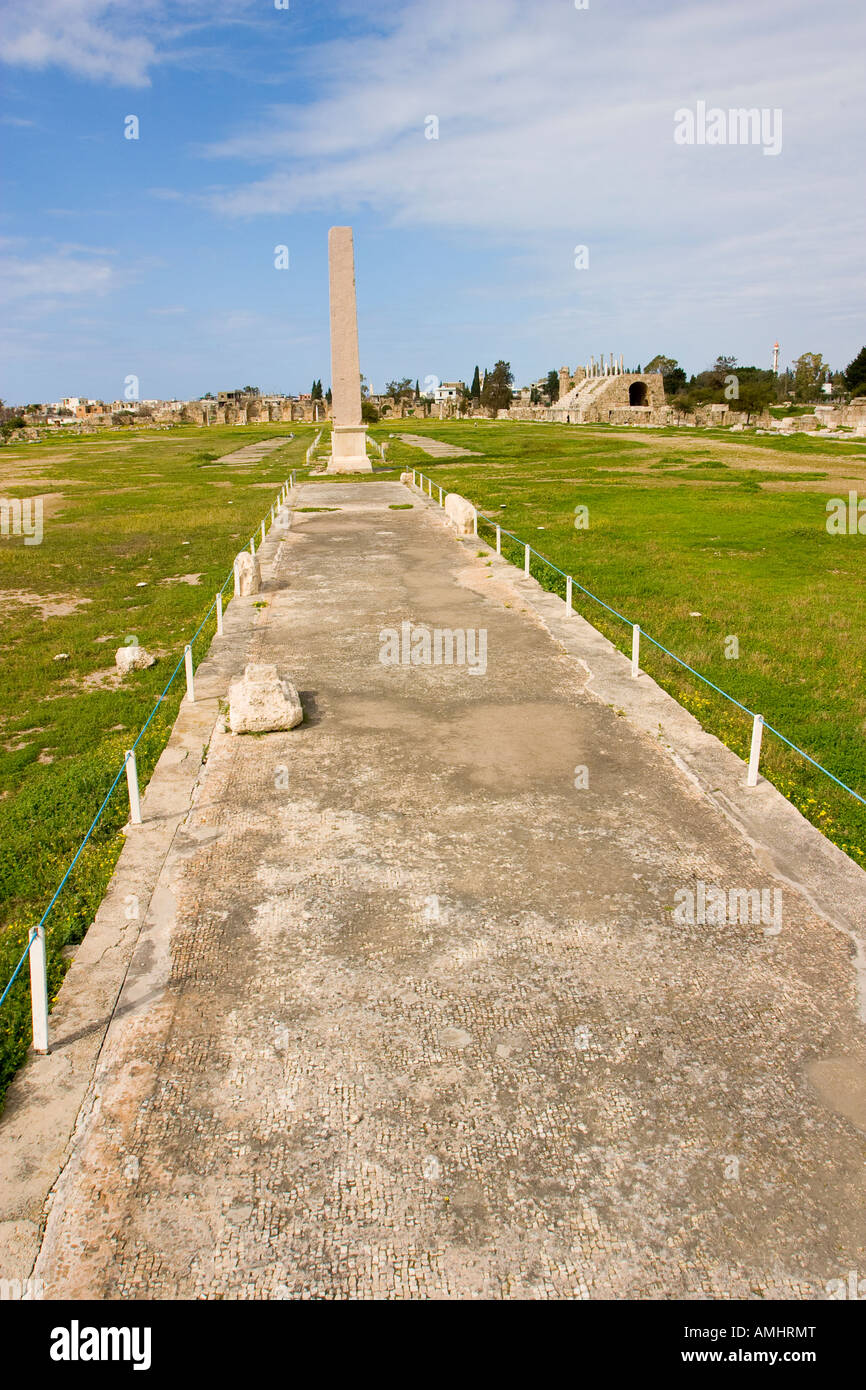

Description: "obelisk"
325 226 372 473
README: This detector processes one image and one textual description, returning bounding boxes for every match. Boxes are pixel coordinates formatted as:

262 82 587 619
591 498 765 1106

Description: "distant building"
432 381 464 404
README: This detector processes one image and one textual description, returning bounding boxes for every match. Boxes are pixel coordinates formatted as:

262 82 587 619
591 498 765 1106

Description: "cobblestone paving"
36 483 866 1299
399 433 481 458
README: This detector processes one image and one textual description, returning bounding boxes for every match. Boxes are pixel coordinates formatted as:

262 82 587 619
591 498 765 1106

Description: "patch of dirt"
0 484 79 515
0 590 92 620
80 668 123 691
160 573 202 586
0 452 75 463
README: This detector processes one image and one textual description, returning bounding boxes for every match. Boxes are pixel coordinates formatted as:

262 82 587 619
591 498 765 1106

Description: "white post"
429 477 433 496
29 926 49 1055
125 748 142 825
261 520 266 543
631 624 640 678
413 471 417 487
216 590 223 636
270 506 274 525
524 544 530 576
566 576 573 612
438 487 443 505
250 537 255 557
496 525 501 554
473 511 478 537
184 644 195 704
747 714 764 786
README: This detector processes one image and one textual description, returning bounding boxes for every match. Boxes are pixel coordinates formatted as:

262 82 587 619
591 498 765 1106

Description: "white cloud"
0 0 265 88
198 0 864 253
0 245 119 305
0 0 159 87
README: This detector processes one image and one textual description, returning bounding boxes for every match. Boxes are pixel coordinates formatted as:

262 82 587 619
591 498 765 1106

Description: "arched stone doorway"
629 381 648 406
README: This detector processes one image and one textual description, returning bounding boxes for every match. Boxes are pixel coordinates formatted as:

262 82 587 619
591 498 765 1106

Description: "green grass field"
0 425 313 1100
1 416 864 1104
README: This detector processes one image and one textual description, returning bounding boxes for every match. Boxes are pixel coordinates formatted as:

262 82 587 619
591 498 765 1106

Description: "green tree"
530 385 540 405
480 360 514 415
385 378 414 401
361 400 379 423
545 369 560 403
470 365 481 401
0 401 26 441
844 346 866 396
644 355 686 394
670 392 695 418
736 376 776 422
791 352 826 402
712 355 738 377
644 354 679 376
311 380 323 400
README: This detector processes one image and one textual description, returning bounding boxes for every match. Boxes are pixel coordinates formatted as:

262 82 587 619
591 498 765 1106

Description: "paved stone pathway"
218 437 294 465
399 433 481 458
34 482 866 1299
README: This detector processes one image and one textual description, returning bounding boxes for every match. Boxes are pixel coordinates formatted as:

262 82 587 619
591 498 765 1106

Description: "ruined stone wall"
506 406 552 422
815 398 866 429
588 373 666 416
549 372 667 425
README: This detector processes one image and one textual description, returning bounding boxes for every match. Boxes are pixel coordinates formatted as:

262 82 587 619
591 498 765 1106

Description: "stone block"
228 663 303 735
444 493 476 535
115 645 156 674
400 472 414 485
234 551 261 597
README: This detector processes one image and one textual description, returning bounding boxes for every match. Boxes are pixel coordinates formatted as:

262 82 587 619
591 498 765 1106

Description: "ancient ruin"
548 359 667 425
325 226 372 474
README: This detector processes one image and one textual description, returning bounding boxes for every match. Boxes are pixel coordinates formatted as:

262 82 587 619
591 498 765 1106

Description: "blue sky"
1 0 863 403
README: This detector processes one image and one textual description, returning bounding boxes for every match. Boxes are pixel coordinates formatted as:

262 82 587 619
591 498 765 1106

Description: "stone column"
326 226 372 473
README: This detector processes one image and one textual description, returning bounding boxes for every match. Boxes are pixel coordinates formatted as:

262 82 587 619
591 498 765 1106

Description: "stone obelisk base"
326 423 373 474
